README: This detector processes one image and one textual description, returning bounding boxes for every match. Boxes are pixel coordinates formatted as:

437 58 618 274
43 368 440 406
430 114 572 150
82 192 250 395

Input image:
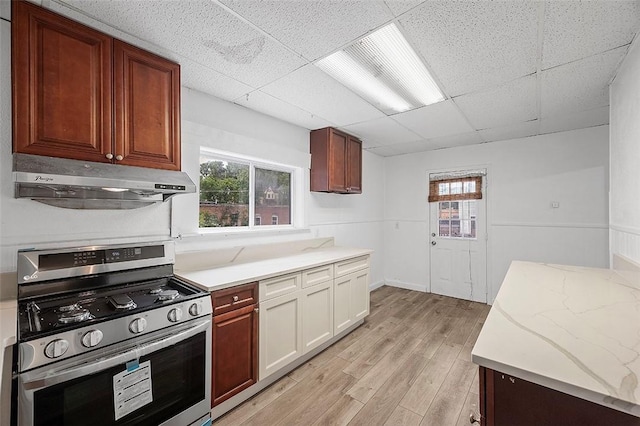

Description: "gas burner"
157 289 179 301
148 288 164 295
58 303 80 312
58 308 92 324
109 294 137 310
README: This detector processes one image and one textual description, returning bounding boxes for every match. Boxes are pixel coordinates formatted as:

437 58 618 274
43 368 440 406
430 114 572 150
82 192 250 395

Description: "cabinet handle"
469 413 480 424
254 307 259 313
232 295 239 302
105 153 113 160
115 155 123 161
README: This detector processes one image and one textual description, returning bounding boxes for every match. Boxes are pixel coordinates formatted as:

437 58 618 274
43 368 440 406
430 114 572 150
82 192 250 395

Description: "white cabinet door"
334 269 370 335
259 291 302 380
302 281 333 354
334 273 353 334
351 268 370 321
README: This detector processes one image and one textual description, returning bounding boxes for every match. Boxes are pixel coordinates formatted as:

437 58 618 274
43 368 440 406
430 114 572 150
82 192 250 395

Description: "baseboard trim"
369 280 385 291
385 280 428 293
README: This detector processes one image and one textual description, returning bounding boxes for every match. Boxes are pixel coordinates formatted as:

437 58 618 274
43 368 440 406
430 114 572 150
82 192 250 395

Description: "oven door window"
33 331 206 426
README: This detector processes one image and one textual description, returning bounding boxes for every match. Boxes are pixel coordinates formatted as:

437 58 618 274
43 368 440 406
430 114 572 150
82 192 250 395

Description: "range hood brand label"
154 183 186 191
34 175 54 182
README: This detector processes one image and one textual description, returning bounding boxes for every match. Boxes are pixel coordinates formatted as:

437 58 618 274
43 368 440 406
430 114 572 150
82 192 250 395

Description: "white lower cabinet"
334 268 370 334
302 281 333 354
259 291 302 380
258 255 370 381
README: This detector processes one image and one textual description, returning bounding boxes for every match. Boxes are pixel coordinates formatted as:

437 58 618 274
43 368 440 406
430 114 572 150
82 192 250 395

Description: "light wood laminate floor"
214 286 491 426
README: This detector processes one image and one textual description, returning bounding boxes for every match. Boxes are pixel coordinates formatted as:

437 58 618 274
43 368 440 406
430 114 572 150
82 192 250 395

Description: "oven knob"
167 307 183 322
44 339 69 359
81 330 104 348
129 317 147 334
189 303 202 316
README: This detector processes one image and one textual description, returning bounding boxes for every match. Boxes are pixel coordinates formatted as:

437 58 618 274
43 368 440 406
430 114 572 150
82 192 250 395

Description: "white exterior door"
429 182 487 303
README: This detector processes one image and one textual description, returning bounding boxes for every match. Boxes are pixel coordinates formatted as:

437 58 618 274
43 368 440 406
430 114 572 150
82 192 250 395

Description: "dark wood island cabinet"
12 0 181 171
479 366 640 425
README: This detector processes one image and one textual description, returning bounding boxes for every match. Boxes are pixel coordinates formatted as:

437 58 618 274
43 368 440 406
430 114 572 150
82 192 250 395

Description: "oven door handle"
21 318 210 390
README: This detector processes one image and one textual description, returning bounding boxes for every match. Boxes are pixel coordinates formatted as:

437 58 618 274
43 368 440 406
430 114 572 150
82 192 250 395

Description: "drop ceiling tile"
181 60 253 102
219 0 394 61
366 145 402 157
58 0 306 87
234 90 335 130
427 131 483 150
341 117 421 148
541 47 627 118
540 106 609 135
454 75 537 130
542 0 640 69
261 64 386 126
391 100 474 139
383 0 425 17
399 1 538 97
478 120 539 144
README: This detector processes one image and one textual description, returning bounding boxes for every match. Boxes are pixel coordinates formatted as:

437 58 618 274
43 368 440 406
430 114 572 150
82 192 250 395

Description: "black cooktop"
18 277 202 341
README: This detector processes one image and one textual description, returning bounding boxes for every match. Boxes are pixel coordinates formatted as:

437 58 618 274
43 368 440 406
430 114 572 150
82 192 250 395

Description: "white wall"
173 89 385 286
610 35 640 264
383 126 609 302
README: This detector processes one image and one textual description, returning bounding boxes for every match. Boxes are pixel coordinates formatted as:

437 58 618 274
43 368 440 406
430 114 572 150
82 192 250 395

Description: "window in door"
438 200 477 239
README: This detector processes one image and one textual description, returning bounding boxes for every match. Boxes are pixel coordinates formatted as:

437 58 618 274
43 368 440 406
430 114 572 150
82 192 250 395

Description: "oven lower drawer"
18 318 212 426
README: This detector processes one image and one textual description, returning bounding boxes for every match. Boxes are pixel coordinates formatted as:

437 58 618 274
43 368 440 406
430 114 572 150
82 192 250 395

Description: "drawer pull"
232 295 239 302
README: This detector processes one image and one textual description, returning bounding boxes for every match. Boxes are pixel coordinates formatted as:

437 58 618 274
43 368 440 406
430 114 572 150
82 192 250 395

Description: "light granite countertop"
472 261 640 417
175 246 372 292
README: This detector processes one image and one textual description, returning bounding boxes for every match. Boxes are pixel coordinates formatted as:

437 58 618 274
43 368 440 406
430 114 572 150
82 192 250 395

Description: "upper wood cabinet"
310 127 362 194
12 1 181 171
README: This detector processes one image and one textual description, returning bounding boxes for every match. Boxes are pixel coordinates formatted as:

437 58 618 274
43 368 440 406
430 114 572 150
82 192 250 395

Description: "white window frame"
199 148 300 233
271 215 278 225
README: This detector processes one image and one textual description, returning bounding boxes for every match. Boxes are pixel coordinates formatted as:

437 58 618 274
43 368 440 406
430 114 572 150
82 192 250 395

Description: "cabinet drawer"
301 264 334 288
259 273 301 301
334 256 369 277
212 282 258 316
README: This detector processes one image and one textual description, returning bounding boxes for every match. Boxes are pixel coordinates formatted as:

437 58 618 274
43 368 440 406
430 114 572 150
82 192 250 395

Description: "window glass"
199 153 296 230
438 200 477 239
255 168 290 226
450 182 463 194
463 180 476 193
438 182 449 195
199 160 249 227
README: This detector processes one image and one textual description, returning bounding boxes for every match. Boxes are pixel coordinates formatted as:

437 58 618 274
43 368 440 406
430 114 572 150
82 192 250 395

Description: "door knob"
115 155 123 161
431 241 436 246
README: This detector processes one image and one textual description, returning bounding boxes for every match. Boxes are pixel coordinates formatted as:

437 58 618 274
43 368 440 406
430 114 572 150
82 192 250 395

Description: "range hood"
13 154 196 210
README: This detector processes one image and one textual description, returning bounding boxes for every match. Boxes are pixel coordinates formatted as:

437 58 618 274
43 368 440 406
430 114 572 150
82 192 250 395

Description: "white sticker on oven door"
113 360 153 421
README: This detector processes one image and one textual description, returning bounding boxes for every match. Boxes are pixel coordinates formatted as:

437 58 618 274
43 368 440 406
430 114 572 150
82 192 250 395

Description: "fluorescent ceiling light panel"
316 23 444 114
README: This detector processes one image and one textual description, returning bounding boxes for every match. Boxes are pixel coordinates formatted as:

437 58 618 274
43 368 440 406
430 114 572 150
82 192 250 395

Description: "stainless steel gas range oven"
14 241 212 426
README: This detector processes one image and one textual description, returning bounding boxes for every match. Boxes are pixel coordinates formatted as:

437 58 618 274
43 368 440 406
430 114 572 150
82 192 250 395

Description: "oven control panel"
17 241 176 284
18 296 213 372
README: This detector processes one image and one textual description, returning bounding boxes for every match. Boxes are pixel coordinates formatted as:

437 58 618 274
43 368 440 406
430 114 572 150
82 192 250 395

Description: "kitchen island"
472 261 640 425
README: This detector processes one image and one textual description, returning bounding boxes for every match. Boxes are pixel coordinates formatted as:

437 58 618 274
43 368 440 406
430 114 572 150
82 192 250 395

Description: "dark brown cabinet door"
479 367 640 426
310 127 362 194
328 129 348 193
12 0 113 163
114 41 181 171
346 136 362 193
211 294 258 407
